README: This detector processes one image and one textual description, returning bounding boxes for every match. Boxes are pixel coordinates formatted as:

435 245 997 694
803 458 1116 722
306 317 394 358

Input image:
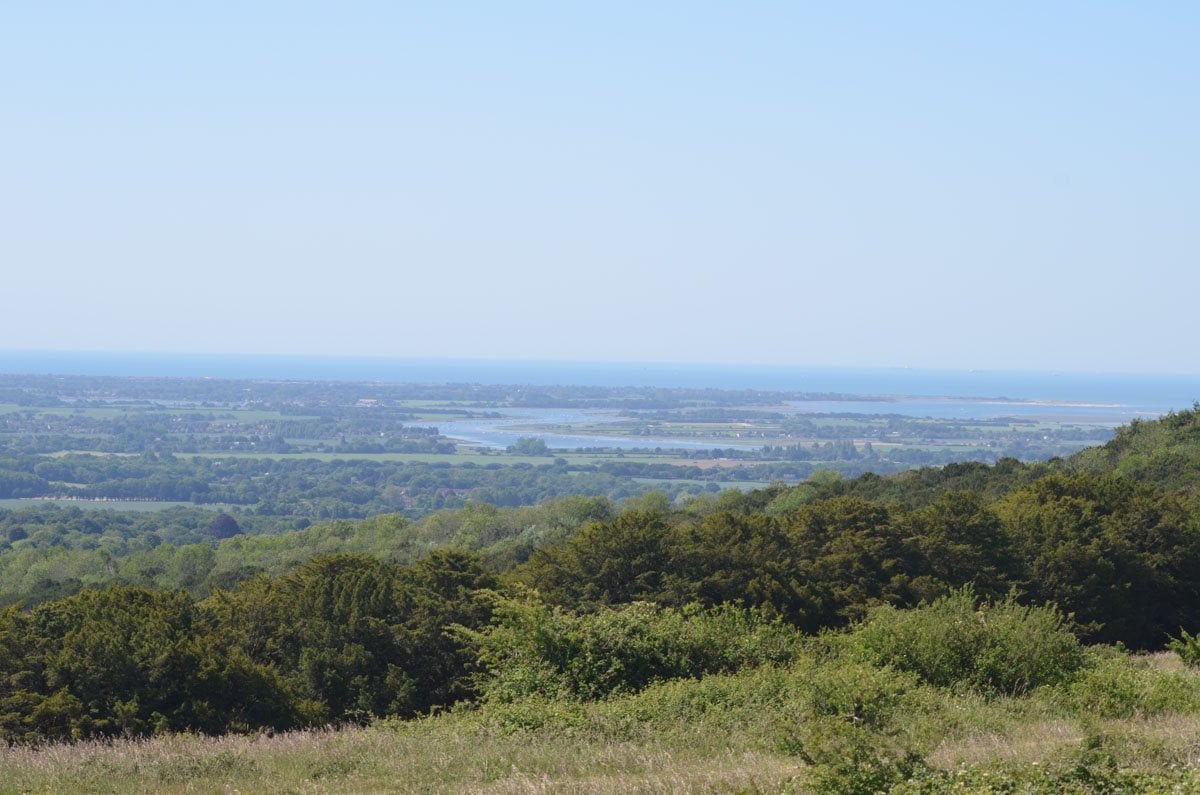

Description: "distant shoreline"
0 350 1195 411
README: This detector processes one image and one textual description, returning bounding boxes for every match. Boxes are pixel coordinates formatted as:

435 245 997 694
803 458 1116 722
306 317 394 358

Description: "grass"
0 403 315 422
7 649 1200 793
0 498 228 512
1 704 1195 794
183 450 706 468
189 450 544 464
0 719 803 794
172 408 312 421
632 476 770 490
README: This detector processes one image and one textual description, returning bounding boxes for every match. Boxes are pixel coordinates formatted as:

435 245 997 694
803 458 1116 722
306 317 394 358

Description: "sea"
0 351 1196 427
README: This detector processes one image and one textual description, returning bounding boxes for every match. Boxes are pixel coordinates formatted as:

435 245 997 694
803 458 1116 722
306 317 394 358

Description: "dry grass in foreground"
0 722 803 795
7 648 1200 794
7 709 1200 795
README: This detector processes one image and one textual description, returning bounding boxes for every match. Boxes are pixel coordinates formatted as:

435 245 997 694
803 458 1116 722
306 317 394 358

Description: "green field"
180 449 699 467
631 476 770 490
0 498 226 512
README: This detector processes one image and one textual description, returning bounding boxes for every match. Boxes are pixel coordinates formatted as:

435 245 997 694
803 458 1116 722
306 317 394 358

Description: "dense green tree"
203 551 495 723
780 497 919 631
507 437 550 456
518 509 677 608
664 510 802 620
997 474 1200 647
903 491 1019 602
205 512 242 539
0 586 293 741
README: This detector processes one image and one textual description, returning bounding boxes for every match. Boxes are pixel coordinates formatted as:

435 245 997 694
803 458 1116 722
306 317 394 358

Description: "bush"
891 764 1198 795
1168 629 1200 668
604 662 808 729
457 597 804 702
845 587 1084 695
776 660 926 795
1061 650 1200 718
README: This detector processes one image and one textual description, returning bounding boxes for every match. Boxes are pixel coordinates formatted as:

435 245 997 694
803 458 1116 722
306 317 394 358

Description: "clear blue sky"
3 2 1196 373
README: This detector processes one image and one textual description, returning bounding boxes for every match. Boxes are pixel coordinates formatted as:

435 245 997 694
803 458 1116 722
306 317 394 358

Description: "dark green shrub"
776 661 926 795
1061 650 1200 718
1168 629 1200 667
796 717 924 795
458 597 803 702
845 587 1084 695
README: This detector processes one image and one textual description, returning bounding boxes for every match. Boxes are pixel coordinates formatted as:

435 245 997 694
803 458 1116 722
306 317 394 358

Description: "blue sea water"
0 350 1196 419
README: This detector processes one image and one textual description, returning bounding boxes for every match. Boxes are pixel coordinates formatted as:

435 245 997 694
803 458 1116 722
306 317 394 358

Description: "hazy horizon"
6 345 1200 377
2 349 1199 408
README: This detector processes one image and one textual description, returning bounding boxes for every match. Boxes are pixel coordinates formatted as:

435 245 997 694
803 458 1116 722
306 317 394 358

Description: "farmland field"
0 372 1167 523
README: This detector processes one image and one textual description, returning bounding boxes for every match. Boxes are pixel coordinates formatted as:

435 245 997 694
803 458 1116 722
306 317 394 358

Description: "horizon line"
1 348 1199 381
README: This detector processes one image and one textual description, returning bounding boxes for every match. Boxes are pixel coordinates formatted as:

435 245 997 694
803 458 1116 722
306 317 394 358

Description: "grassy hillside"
5 609 1200 793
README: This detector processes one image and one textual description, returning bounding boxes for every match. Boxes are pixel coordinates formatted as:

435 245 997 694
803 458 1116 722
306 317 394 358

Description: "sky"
2 2 1197 374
